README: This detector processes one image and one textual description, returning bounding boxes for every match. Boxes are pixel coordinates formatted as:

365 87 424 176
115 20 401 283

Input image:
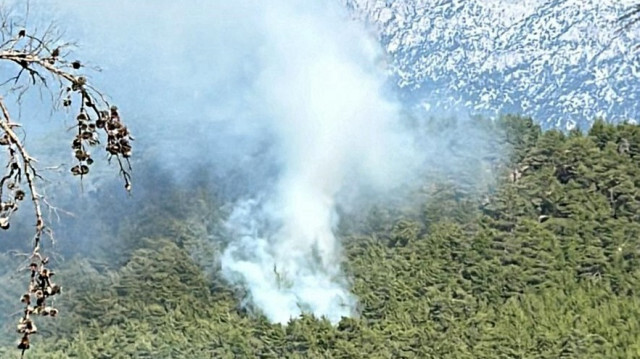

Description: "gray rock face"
345 0 640 129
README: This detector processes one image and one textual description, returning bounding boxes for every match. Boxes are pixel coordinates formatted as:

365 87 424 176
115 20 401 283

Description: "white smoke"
219 1 413 323
17 0 434 324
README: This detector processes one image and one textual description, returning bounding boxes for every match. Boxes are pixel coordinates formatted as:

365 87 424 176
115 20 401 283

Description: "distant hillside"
345 0 640 130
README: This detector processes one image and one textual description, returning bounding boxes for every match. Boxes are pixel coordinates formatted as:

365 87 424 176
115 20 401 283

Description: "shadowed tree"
0 6 133 356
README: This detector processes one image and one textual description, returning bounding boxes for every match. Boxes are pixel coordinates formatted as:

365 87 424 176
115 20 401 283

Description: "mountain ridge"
344 0 640 130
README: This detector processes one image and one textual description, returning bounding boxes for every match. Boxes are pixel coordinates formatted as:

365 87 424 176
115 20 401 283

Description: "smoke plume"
216 2 416 323
6 0 496 324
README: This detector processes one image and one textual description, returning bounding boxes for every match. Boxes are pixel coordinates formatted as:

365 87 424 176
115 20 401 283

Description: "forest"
0 115 639 358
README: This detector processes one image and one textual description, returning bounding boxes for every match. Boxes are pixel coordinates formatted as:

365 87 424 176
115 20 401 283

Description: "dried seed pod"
86 158 94 165
107 121 122 131
96 119 106 129
80 165 89 175
0 217 9 230
14 190 25 201
76 113 88 122
17 335 29 350
118 127 129 138
39 269 49 279
75 150 89 161
20 294 30 304
72 138 82 149
50 284 61 295
72 60 81 69
107 144 120 155
18 319 36 334
42 307 54 316
0 202 14 211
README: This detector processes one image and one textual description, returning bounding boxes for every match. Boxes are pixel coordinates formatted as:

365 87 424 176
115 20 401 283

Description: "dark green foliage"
2 115 640 358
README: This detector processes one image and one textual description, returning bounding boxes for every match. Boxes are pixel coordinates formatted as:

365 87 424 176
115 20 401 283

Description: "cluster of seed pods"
17 256 61 354
0 143 27 231
70 104 132 178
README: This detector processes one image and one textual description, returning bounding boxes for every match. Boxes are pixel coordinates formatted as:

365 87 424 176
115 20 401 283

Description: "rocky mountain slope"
346 0 640 130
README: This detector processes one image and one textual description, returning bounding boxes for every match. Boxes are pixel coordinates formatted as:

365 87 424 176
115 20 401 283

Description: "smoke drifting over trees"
0 0 501 327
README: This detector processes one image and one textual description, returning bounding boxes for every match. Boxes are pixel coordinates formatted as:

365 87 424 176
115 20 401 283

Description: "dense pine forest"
1 115 640 358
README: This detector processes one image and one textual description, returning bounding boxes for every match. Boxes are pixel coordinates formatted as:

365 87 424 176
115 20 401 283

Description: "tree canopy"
0 115 637 358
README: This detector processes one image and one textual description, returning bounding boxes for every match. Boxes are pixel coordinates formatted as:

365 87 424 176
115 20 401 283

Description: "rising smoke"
43 0 421 324
217 1 418 323
6 0 498 324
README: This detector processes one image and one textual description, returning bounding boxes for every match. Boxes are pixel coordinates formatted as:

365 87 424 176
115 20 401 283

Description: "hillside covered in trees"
1 115 640 358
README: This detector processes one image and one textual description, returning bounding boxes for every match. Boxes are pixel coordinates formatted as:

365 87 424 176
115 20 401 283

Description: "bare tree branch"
0 10 134 356
0 97 43 239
